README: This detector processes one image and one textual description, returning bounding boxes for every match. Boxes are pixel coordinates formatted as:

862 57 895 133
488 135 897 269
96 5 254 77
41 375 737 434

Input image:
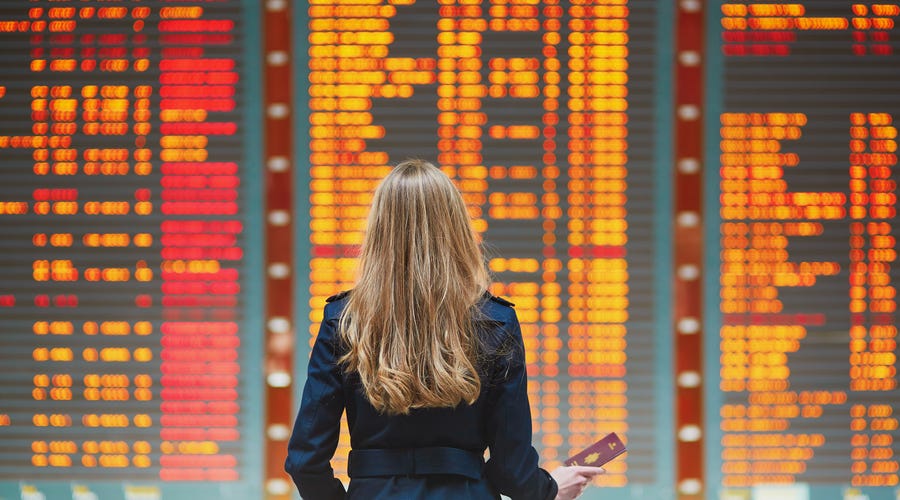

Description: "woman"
285 159 604 499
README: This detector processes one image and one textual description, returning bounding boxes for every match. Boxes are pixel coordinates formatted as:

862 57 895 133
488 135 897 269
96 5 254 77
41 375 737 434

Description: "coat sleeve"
284 307 346 500
483 309 559 500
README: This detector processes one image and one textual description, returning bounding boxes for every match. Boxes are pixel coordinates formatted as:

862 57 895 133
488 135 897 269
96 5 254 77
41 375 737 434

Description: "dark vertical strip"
674 1 705 499
262 0 294 498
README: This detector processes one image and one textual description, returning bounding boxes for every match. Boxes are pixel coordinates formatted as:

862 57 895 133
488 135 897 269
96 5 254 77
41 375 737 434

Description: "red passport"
564 432 627 467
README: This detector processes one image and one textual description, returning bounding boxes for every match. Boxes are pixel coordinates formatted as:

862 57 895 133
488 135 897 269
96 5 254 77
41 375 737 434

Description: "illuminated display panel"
712 2 900 498
304 0 664 494
0 2 260 499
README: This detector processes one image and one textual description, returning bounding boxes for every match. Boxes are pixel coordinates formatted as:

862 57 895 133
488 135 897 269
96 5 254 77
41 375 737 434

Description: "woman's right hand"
550 465 606 500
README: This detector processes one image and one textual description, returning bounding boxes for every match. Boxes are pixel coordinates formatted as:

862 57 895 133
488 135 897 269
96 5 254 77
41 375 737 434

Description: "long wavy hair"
337 159 491 415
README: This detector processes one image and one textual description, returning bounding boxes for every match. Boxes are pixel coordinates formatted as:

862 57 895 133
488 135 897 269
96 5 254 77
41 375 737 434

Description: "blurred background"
0 1 898 499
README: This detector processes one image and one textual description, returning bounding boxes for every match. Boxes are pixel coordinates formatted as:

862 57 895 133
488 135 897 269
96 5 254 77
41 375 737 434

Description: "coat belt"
348 447 484 480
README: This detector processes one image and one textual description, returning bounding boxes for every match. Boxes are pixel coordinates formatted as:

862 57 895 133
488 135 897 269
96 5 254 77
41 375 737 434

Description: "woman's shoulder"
475 292 522 353
477 291 517 322
326 290 350 303
476 293 524 377
322 290 351 320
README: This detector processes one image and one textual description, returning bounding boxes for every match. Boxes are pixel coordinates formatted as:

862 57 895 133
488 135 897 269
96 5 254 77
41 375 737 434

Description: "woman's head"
338 159 490 415
360 159 489 296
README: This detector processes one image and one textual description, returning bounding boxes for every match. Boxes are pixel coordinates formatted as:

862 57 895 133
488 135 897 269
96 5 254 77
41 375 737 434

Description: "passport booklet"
564 432 626 467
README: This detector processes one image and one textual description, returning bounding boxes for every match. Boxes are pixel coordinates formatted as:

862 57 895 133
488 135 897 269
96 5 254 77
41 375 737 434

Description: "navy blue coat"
285 292 558 500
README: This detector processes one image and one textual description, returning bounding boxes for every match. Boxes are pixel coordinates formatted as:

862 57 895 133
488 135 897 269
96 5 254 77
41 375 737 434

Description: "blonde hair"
337 159 491 415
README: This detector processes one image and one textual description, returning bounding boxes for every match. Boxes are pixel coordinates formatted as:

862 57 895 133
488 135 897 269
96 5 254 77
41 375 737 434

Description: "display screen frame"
0 1 266 498
704 3 900 500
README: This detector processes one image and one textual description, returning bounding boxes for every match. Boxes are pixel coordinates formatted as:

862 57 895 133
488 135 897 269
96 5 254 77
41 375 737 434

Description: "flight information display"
303 0 666 495
0 2 261 499
1 1 897 499
710 2 900 499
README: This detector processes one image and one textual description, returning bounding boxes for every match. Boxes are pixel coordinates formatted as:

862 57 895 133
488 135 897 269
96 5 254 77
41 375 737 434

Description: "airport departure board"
709 2 900 499
0 2 262 499
302 0 666 496
0 1 899 500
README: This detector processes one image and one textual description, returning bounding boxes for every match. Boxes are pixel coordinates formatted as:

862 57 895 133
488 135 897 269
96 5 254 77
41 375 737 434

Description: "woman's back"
286 290 556 500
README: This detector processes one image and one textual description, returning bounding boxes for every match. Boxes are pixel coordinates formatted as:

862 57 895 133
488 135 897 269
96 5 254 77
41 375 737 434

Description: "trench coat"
285 291 558 500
